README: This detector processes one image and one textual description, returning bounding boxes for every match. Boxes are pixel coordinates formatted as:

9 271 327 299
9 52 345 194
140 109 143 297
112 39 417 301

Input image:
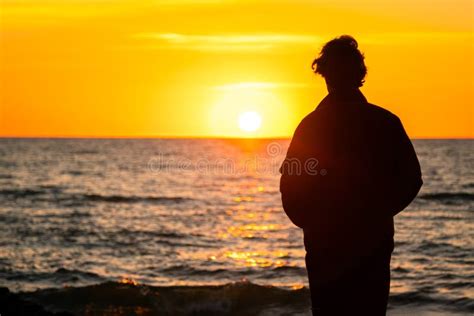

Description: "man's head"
312 35 367 91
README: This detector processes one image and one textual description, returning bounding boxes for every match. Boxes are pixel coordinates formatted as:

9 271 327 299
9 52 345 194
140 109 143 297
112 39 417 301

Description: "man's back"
280 89 422 314
280 35 422 315
280 89 422 251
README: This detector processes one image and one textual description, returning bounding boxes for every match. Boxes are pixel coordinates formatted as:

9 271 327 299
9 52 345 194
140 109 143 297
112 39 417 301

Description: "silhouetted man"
280 36 422 315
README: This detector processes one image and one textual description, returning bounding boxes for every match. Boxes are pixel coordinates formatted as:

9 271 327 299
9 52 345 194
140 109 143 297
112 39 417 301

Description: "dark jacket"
280 89 422 257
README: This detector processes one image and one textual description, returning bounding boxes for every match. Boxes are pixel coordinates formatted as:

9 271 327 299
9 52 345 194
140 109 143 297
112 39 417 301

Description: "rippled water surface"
0 139 472 314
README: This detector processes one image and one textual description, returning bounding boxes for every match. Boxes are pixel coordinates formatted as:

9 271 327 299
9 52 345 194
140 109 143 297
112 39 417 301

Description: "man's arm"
389 117 423 216
279 118 321 228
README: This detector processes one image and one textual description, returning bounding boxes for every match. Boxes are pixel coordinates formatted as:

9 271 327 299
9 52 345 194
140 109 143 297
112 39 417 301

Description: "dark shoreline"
2 281 473 316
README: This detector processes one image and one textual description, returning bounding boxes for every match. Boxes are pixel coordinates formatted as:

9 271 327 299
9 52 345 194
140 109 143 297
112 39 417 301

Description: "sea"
0 138 472 315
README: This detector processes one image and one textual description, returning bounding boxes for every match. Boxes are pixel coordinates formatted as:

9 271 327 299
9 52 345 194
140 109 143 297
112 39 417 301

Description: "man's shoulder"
295 110 319 131
365 102 401 123
295 100 403 135
308 101 401 123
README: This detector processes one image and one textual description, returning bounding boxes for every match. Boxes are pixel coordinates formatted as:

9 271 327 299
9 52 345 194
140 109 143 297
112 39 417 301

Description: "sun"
238 111 262 132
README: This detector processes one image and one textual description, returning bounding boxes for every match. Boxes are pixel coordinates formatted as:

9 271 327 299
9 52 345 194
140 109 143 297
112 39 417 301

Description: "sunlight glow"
209 84 294 138
238 111 262 132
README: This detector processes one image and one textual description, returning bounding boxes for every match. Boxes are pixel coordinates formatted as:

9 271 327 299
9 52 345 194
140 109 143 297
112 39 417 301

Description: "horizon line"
0 135 473 141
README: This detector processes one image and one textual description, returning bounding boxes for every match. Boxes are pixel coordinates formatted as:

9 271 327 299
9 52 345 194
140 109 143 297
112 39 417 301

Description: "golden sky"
1 0 473 138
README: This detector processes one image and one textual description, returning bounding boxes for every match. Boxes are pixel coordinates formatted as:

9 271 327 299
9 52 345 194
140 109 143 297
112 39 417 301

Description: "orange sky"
0 0 473 138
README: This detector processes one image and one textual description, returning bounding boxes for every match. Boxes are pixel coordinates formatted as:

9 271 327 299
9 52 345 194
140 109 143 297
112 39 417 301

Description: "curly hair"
312 35 367 89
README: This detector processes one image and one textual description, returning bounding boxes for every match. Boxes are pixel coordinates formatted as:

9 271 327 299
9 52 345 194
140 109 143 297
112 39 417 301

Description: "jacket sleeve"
279 119 320 228
388 118 423 216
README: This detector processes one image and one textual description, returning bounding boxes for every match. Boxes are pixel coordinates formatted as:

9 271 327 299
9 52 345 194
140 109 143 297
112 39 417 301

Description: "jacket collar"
317 89 368 110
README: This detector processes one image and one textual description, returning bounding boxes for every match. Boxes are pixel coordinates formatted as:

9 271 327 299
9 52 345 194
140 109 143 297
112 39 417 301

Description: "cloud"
133 33 322 52
213 82 309 91
360 31 473 45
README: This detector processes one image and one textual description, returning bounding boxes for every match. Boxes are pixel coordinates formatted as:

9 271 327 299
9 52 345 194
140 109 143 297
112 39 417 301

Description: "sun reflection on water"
224 250 291 268
119 277 139 286
233 196 254 202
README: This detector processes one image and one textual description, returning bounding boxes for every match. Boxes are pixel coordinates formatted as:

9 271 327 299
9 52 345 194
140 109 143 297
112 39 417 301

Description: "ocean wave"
155 265 298 279
0 187 191 205
417 192 474 202
4 280 473 316
258 266 308 279
160 265 230 277
5 268 103 284
10 281 310 316
390 291 474 311
0 188 44 197
62 170 84 176
80 193 189 204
